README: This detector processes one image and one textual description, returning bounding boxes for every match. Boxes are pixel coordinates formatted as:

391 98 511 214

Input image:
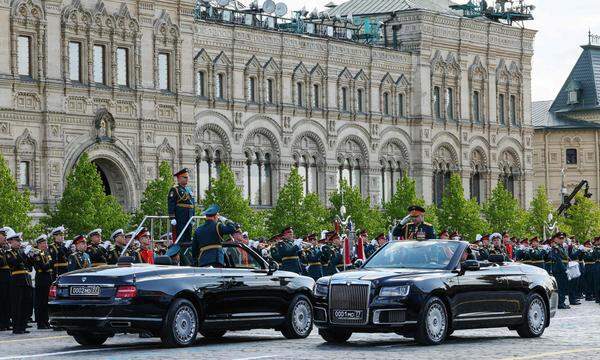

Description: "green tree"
0 153 34 237
202 164 264 238
131 161 173 227
437 173 488 241
383 174 425 227
43 153 130 236
268 167 328 236
562 194 600 242
525 186 554 238
483 183 525 236
329 180 385 236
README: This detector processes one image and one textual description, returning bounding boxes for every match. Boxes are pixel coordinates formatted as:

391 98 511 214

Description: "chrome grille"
329 283 370 325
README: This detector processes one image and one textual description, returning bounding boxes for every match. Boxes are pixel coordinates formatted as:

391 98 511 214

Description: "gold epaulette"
423 222 432 226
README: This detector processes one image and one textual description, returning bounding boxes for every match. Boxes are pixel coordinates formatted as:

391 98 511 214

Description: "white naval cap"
110 229 125 240
50 225 66 236
88 228 102 237
35 234 48 244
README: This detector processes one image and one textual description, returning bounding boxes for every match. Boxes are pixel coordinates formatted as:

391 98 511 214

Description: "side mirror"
268 260 279 275
354 259 365 268
462 260 480 272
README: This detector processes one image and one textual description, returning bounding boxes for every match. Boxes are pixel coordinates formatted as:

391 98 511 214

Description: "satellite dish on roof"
263 0 275 13
274 2 288 17
217 0 230 7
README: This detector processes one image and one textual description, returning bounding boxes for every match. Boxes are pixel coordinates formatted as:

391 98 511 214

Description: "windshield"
363 240 461 270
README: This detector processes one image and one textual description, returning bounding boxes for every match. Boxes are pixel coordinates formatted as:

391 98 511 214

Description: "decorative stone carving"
94 109 115 142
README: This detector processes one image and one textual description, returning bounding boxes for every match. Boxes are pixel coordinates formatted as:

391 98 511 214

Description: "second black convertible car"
313 240 558 345
49 243 315 347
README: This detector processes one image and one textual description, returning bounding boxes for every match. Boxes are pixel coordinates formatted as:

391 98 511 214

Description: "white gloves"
101 241 111 249
24 245 32 255
64 240 73 249
293 238 303 248
579 245 585 251
171 219 177 226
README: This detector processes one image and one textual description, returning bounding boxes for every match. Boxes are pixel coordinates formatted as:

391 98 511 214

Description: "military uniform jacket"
550 245 569 274
168 185 196 246
192 220 237 267
275 240 302 274
87 244 108 266
6 249 32 287
393 222 435 240
33 251 53 286
528 248 546 268
68 251 92 272
0 249 10 283
49 243 71 275
364 244 377 259
322 245 343 276
107 245 141 265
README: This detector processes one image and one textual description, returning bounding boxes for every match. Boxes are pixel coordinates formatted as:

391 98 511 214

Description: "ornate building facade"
0 0 535 216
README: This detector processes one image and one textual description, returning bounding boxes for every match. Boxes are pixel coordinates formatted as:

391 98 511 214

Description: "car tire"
281 294 313 339
160 298 199 347
415 296 448 346
516 293 547 338
319 328 352 343
72 333 109 346
199 329 227 339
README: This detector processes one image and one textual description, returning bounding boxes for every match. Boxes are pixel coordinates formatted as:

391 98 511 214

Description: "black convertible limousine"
313 240 558 345
48 243 315 347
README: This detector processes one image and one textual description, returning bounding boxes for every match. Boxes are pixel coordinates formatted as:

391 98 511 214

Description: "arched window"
296 155 318 195
357 89 364 113
196 70 206 97
341 86 348 111
498 94 506 124
247 76 256 103
433 165 452 206
216 73 224 100
510 94 517 125
433 86 441 119
382 92 390 115
313 84 320 108
244 151 273 207
196 149 222 200
266 78 274 104
470 168 481 203
296 82 304 107
472 91 480 122
445 88 454 120
432 145 457 206
398 93 405 117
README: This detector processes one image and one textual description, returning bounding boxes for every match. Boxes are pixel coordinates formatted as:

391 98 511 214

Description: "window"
568 90 578 104
92 45 105 84
216 73 224 99
116 47 129 86
381 162 402 203
510 94 517 125
247 77 256 102
267 79 274 104
445 88 454 120
470 171 481 203
357 89 364 113
341 87 348 111
500 172 515 196
196 71 206 97
472 91 480 122
158 53 170 90
398 94 404 117
383 92 389 115
433 86 441 119
566 149 578 165
18 161 29 187
339 158 361 191
246 153 272 206
313 84 320 108
196 150 221 199
433 168 451 206
296 82 303 107
498 94 505 124
68 41 81 82
17 35 31 77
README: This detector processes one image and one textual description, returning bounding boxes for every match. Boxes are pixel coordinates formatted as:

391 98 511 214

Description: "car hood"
329 268 447 283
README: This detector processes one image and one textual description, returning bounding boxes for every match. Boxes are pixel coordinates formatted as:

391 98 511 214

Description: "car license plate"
334 309 363 320
69 285 101 296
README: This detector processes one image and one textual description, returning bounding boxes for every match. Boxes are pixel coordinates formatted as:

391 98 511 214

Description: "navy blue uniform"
192 220 236 267
322 245 343 276
0 249 11 330
49 243 70 279
393 222 435 240
273 241 302 274
168 185 196 247
6 249 33 333
304 247 324 280
33 251 53 328
550 245 569 307
67 251 91 272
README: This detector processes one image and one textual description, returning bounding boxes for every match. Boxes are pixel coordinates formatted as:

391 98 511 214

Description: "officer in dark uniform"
392 205 435 240
582 240 595 301
269 234 283 265
274 227 303 274
166 244 182 266
304 234 324 280
48 226 70 280
515 238 530 263
5 231 33 334
568 240 582 305
168 168 195 258
192 205 237 267
68 235 92 272
528 237 546 270
107 229 141 264
592 237 600 303
489 233 510 261
86 229 108 267
322 231 343 276
0 227 12 331
32 234 53 329
550 232 570 309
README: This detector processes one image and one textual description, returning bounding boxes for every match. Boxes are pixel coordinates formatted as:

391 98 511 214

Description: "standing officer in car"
49 226 70 279
5 231 33 334
168 168 195 258
192 205 237 267
392 205 435 240
32 234 52 329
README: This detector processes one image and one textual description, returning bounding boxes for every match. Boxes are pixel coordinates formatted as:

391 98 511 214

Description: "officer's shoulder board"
423 222 432 226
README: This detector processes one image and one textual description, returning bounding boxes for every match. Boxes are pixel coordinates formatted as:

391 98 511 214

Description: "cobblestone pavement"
1 301 599 360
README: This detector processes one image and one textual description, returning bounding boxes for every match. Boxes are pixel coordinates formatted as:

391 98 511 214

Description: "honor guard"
137 228 155 264
87 229 108 267
192 205 237 267
168 168 195 252
322 231 343 276
550 232 570 309
582 240 595 301
0 227 11 331
32 234 53 329
49 226 70 279
68 235 92 272
108 229 141 264
528 237 546 269
276 227 303 274
304 234 324 280
5 231 33 334
392 205 435 240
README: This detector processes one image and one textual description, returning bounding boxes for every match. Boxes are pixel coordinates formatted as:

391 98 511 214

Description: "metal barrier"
174 216 206 244
120 216 171 257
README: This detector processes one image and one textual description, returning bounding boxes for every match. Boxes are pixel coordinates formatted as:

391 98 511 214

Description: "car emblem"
346 281 351 286
81 277 86 283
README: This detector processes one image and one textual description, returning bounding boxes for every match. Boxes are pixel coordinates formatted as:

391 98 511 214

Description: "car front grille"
329 283 370 325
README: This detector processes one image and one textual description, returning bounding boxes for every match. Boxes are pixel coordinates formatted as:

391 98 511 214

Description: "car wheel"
199 329 227 339
319 328 352 343
72 333 108 346
160 298 199 347
415 296 448 345
517 293 547 338
281 294 313 339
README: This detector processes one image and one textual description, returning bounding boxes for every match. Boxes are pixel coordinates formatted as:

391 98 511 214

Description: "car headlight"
379 285 410 298
313 282 329 297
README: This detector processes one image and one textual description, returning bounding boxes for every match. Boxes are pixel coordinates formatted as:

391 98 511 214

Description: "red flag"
356 236 365 261
343 236 352 267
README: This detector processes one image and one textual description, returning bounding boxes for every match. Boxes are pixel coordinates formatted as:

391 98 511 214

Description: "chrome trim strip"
453 315 523 322
49 316 162 322
58 283 116 288
230 312 281 317
204 316 285 322
372 308 416 325
314 307 328 322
